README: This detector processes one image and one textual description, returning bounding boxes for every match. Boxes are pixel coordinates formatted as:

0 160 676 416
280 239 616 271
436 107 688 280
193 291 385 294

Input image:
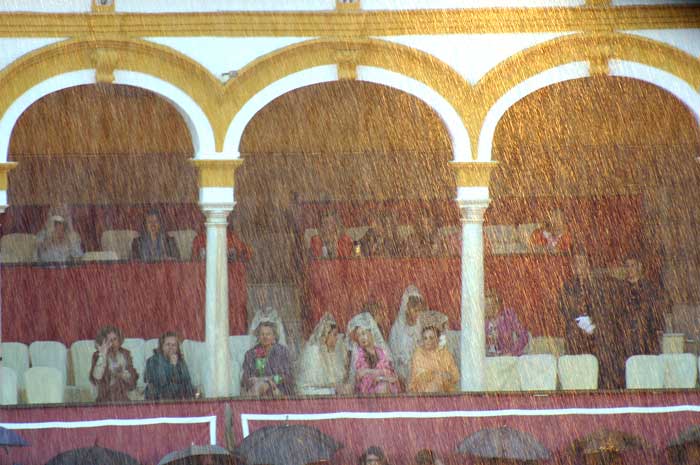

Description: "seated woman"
248 288 288 348
389 285 427 383
529 208 572 254
131 209 180 261
408 326 459 393
485 289 529 356
241 321 294 397
36 211 84 263
309 211 353 259
144 331 195 401
348 312 400 395
296 313 349 395
90 325 138 403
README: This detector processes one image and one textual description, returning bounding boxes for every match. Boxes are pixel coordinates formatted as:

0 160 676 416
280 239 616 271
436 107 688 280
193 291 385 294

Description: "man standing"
596 255 665 389
558 251 606 356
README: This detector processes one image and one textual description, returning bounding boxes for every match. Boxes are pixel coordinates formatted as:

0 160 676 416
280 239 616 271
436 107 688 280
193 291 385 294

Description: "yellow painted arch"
473 32 700 157
221 37 475 154
0 38 222 155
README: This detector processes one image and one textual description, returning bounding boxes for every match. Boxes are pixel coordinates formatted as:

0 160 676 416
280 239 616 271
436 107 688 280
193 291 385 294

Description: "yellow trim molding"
0 162 18 189
451 161 498 187
0 7 697 38
0 32 697 162
190 159 243 188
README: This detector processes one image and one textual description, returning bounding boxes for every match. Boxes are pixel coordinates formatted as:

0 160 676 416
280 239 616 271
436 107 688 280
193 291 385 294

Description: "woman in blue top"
144 331 195 400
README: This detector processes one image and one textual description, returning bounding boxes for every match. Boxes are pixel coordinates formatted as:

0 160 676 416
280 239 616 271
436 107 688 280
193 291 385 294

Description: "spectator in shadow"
36 208 84 263
131 209 180 261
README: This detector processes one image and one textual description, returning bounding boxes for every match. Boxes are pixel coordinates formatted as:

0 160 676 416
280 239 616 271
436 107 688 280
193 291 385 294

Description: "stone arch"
222 38 473 161
475 32 700 161
0 39 220 162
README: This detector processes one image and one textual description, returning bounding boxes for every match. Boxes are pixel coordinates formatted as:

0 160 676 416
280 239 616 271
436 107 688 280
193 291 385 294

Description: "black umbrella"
0 426 28 453
45 446 141 465
236 424 343 465
158 445 244 465
456 426 551 462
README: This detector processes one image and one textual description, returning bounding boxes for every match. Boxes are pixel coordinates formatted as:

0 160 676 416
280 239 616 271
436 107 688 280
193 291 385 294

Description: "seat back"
626 355 664 389
181 339 206 391
168 229 197 260
445 330 460 368
485 356 520 392
661 354 697 389
0 366 18 405
100 230 138 260
517 354 557 391
122 338 146 388
29 341 68 386
558 355 598 390
144 338 159 359
70 340 96 388
81 251 119 262
1 342 29 388
24 366 65 404
229 335 255 396
0 233 37 263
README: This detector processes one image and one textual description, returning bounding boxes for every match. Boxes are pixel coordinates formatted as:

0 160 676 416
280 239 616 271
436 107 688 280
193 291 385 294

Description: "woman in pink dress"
348 312 400 395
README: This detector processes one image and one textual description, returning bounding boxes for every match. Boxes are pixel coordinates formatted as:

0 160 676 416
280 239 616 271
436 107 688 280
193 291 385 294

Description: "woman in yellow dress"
408 325 459 393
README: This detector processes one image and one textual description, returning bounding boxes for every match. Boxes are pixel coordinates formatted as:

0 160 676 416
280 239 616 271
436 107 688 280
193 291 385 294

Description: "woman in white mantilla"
347 311 399 394
389 285 426 383
296 313 349 395
248 287 288 348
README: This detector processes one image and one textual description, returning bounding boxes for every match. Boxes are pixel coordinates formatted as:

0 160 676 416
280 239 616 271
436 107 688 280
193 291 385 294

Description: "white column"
458 199 490 392
201 205 233 398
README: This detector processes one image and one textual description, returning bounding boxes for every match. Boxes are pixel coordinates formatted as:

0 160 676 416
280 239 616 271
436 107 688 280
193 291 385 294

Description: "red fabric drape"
1 261 247 345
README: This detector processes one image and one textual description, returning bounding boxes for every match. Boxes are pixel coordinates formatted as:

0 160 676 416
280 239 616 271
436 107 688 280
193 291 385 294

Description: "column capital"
201 205 234 225
451 161 498 188
190 158 243 188
457 199 490 224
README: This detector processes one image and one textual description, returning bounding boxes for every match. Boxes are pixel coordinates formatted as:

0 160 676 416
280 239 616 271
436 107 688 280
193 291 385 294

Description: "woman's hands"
97 339 110 357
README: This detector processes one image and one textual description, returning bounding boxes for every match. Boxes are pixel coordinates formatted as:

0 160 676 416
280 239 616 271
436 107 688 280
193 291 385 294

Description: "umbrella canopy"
456 426 551 461
45 446 141 465
0 426 29 449
236 424 343 465
572 429 649 455
667 425 700 465
669 425 700 449
158 445 243 465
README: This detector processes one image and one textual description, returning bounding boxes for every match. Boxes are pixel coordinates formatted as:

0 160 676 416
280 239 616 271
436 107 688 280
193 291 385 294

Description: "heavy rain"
1 1 700 465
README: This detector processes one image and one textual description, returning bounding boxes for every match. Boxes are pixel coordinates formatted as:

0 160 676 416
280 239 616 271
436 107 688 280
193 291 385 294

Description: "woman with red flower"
241 321 294 397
